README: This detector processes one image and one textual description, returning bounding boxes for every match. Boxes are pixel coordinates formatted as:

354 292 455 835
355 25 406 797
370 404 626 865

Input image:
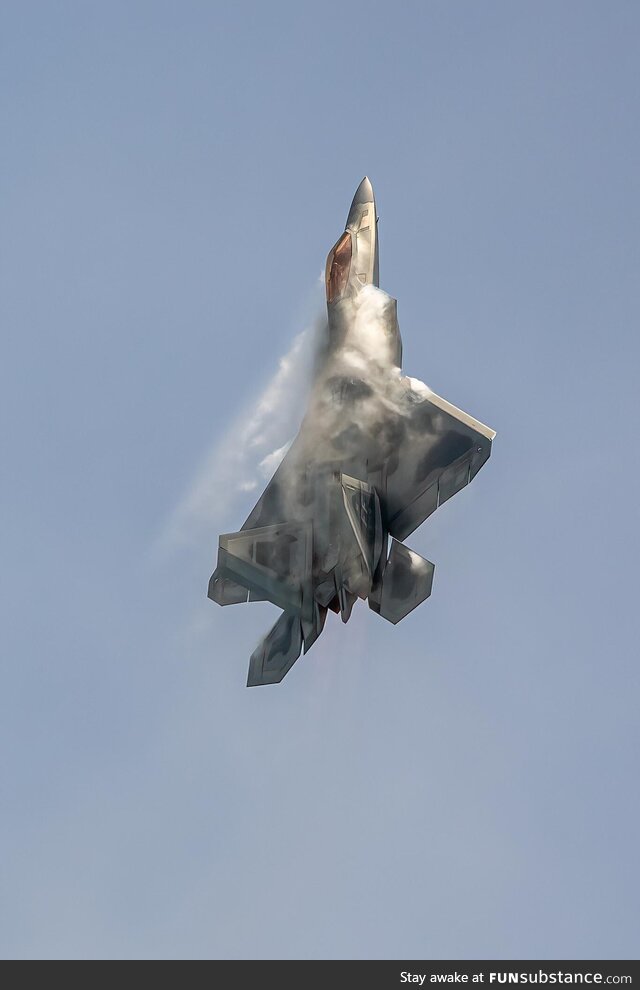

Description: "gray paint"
209 180 495 684
3 1 639 960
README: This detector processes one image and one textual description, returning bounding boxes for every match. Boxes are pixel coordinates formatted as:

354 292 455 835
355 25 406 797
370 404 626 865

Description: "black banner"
1 959 638 987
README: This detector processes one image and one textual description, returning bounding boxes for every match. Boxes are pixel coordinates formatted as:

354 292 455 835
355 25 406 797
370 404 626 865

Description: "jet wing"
240 435 302 532
384 382 496 542
207 437 304 607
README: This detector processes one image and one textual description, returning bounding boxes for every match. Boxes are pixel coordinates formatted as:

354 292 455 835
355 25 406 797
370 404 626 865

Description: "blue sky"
1 0 638 959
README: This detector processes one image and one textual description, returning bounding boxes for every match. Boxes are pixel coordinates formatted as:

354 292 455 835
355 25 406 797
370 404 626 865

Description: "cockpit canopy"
325 231 352 303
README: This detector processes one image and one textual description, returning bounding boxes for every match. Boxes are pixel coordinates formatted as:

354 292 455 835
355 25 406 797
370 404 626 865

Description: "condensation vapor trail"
160 313 326 553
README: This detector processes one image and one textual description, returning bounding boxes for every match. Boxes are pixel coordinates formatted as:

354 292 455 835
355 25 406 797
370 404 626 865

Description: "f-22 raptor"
209 178 495 686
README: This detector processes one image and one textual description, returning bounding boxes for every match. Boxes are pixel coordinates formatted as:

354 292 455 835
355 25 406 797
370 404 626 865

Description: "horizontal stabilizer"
301 602 328 653
369 539 434 625
247 612 303 687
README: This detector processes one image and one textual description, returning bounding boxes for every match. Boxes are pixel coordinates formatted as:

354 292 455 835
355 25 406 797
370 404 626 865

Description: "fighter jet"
209 177 495 686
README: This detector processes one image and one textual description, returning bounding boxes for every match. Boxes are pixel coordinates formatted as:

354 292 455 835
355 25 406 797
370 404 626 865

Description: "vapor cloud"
159 280 432 558
161 315 325 551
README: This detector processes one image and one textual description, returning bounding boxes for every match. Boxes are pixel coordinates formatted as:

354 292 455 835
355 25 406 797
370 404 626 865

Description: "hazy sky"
2 0 639 959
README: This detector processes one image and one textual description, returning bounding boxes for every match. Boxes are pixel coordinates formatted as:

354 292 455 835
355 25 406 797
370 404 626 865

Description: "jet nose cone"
351 176 374 207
